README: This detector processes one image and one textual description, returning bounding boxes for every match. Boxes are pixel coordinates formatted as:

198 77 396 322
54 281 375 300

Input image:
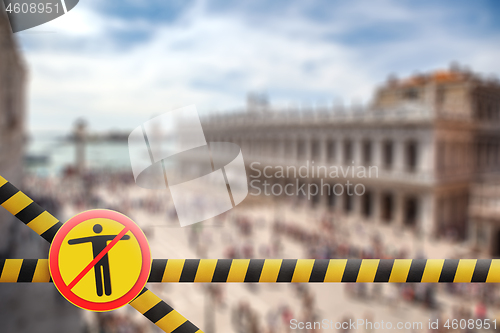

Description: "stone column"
394 190 404 227
351 186 362 218
353 139 363 167
339 138 345 167
318 136 326 163
290 138 298 162
278 137 286 162
419 192 433 239
332 138 340 164
419 138 434 181
394 140 405 175
336 186 345 214
372 189 381 224
304 137 311 162
373 138 382 170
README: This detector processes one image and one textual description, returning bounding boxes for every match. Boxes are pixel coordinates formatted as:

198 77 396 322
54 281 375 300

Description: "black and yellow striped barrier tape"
130 288 203 333
0 176 62 242
0 175 203 333
128 288 202 333
1 174 497 333
147 258 496 283
0 259 51 282
1 258 497 284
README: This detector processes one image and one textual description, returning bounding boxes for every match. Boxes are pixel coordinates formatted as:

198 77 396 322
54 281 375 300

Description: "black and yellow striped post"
0 176 203 333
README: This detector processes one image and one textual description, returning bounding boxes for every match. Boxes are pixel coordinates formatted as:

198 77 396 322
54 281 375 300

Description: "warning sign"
48 209 151 312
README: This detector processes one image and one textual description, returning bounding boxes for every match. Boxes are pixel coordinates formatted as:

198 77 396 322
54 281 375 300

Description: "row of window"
476 100 500 121
436 141 500 174
307 187 419 226
235 138 420 172
435 194 469 240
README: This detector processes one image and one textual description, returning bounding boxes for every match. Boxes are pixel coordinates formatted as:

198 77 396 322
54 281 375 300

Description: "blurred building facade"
470 181 500 256
0 8 26 256
0 10 86 333
202 65 500 247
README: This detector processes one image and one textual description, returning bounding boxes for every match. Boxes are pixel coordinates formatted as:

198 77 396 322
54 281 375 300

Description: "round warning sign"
48 209 151 312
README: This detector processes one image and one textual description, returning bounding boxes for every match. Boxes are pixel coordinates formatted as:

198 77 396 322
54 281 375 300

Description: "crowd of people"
231 284 321 333
83 312 150 333
16 172 500 332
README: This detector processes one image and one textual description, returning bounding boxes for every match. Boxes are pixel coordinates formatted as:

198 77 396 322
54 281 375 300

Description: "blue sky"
16 0 500 133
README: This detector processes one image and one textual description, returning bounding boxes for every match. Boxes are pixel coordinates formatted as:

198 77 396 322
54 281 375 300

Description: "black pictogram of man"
68 224 130 296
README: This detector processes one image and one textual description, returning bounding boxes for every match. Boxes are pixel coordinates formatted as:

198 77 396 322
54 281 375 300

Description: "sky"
14 0 500 133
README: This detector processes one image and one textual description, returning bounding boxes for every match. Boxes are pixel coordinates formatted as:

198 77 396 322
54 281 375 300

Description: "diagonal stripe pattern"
0 175 204 333
1 174 498 333
144 258 498 283
2 259 497 284
130 287 203 333
0 259 51 282
0 176 62 243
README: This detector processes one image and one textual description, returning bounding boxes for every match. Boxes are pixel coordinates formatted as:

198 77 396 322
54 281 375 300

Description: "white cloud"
16 0 500 133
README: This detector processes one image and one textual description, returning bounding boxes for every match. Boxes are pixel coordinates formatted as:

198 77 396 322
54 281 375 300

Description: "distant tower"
246 92 269 111
74 118 87 174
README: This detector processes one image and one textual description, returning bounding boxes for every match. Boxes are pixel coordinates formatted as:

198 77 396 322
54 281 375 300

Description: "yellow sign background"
57 218 142 303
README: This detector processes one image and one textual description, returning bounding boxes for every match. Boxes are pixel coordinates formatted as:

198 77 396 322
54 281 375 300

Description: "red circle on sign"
48 209 151 312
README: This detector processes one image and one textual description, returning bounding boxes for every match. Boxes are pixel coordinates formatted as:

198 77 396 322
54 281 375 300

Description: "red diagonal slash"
67 227 130 290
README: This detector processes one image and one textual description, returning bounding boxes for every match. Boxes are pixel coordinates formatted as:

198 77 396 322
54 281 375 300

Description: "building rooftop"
202 65 500 128
387 65 499 88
